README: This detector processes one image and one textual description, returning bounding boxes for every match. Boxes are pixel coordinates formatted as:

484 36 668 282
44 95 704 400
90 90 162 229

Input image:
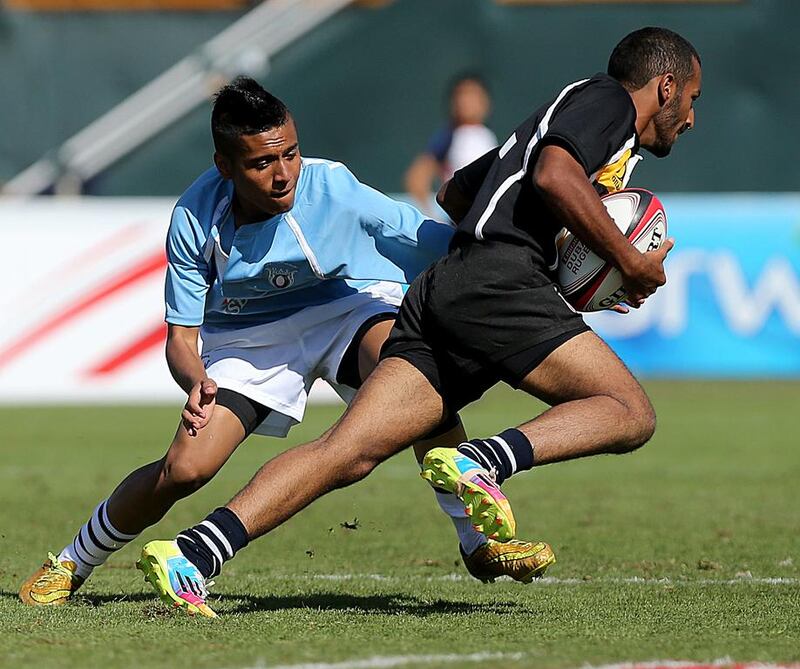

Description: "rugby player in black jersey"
139 27 702 608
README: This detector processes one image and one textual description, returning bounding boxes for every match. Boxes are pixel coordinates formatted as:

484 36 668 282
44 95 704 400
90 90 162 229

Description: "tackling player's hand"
619 238 675 308
182 378 217 437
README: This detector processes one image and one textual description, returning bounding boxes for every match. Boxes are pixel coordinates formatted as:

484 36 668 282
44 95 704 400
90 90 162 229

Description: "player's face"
646 58 702 158
221 119 301 220
450 80 490 126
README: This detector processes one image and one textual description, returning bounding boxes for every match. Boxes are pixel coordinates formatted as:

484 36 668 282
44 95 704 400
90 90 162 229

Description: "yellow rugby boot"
421 447 516 541
462 539 555 584
19 553 85 606
137 540 217 618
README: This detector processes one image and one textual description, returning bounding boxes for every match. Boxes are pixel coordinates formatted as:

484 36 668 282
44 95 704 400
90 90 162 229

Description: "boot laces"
36 553 76 587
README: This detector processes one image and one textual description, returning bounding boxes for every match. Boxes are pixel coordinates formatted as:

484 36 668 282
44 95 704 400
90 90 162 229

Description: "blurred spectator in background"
404 74 496 216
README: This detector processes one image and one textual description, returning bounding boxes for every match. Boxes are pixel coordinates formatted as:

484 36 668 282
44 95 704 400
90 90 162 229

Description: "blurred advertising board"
0 198 181 404
587 194 800 377
0 193 798 404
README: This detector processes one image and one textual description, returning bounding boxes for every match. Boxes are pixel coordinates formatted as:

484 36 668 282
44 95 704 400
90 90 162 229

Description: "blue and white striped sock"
456 428 534 485
58 500 138 580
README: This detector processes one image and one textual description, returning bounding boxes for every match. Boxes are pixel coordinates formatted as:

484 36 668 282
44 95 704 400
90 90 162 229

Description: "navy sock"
456 428 534 485
176 507 249 579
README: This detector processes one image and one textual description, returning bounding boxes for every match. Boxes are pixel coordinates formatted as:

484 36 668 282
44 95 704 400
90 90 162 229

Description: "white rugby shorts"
200 281 403 437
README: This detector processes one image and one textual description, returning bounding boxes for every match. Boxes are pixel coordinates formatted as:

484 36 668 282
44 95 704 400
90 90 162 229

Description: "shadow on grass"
1 590 525 617
218 591 523 616
0 590 155 607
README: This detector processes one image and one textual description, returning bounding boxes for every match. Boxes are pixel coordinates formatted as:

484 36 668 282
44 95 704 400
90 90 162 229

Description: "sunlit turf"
1 381 798 668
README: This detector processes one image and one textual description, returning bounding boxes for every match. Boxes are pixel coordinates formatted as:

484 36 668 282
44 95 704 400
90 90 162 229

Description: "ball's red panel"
557 188 667 312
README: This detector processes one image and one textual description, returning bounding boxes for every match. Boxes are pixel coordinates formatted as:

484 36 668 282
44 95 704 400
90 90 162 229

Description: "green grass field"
1 381 799 669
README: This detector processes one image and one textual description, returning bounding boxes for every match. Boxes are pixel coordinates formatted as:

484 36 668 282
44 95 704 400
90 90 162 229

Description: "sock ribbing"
58 500 138 580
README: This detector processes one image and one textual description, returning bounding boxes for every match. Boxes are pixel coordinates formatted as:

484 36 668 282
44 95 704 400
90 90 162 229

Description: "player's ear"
214 151 233 180
657 73 676 108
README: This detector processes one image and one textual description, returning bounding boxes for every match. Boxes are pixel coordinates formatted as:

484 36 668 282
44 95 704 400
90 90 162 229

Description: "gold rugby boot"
19 553 85 606
462 539 555 584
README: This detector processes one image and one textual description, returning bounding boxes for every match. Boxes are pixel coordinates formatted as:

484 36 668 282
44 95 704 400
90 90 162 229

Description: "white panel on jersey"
498 132 517 159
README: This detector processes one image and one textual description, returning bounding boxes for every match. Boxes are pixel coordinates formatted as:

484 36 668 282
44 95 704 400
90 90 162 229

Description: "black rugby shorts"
380 240 589 413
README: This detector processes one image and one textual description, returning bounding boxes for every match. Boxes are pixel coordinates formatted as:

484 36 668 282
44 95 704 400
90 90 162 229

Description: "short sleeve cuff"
165 314 203 327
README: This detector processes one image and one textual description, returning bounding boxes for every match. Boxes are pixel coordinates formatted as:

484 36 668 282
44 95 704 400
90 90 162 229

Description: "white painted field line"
269 573 799 586
581 661 800 669
252 651 524 669
236 656 800 669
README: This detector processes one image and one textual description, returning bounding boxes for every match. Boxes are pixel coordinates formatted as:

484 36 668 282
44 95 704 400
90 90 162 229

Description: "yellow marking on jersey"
596 148 632 193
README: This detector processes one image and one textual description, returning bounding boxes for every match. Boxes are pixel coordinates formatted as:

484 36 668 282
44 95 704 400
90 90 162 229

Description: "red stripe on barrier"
0 250 166 369
85 322 167 376
14 221 147 308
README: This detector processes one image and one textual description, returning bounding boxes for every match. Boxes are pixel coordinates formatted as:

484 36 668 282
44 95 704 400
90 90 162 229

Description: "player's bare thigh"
325 357 446 465
227 357 447 535
355 318 395 380
106 404 250 531
161 404 248 486
355 319 468 453
519 330 649 407
516 330 656 461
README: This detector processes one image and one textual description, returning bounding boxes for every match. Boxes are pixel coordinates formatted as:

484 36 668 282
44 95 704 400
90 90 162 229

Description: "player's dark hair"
211 76 289 157
448 72 490 98
608 27 700 91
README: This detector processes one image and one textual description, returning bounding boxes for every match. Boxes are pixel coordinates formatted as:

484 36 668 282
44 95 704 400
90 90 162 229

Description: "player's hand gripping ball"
557 188 667 312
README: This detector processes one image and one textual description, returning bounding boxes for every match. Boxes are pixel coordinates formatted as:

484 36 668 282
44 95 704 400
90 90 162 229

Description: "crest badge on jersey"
264 263 298 289
595 147 642 194
596 149 632 192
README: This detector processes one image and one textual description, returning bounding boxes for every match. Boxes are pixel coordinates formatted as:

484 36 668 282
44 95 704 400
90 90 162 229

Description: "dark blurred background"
1 0 797 196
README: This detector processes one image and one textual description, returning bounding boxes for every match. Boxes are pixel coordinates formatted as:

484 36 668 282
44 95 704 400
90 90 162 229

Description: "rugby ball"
556 188 667 312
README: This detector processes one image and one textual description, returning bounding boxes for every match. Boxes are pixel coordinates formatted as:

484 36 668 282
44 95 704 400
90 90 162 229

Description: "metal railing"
3 0 355 195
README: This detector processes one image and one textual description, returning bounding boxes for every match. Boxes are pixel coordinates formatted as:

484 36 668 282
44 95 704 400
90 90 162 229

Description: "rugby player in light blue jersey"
20 77 548 611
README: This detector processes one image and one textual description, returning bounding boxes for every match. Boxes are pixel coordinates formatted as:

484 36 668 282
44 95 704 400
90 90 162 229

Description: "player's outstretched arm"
533 144 673 306
405 152 440 215
166 324 217 436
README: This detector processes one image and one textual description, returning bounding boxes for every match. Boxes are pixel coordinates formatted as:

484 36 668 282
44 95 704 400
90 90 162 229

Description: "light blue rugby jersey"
165 157 454 330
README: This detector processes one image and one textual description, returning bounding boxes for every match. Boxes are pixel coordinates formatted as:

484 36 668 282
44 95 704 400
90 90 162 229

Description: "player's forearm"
165 326 207 395
405 155 438 212
533 145 642 274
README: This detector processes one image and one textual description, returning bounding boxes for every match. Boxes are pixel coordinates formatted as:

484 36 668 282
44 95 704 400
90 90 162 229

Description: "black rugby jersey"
451 73 640 269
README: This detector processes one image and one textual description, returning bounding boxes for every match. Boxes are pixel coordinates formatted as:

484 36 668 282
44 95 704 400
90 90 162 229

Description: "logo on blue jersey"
222 298 248 314
264 263 298 289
